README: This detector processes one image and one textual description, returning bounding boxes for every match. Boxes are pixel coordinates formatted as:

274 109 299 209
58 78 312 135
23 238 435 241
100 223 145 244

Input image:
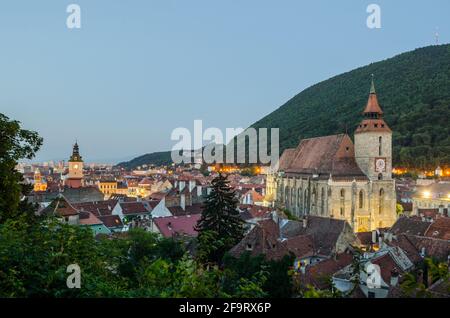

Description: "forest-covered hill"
118 44 450 170
250 44 450 169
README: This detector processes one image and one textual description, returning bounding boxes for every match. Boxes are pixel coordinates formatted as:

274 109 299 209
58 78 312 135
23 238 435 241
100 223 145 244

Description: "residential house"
151 214 201 238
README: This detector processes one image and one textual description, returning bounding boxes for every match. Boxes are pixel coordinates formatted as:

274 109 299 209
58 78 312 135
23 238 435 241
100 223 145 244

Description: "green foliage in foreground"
0 219 293 298
0 113 42 224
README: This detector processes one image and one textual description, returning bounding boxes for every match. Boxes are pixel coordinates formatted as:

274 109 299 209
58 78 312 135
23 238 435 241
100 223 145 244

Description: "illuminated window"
359 190 364 209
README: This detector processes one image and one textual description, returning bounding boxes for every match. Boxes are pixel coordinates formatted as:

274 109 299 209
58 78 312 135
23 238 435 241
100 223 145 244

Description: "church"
266 80 397 232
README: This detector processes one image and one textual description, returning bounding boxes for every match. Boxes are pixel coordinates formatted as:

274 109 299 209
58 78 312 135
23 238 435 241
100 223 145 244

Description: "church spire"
363 76 383 117
70 141 83 162
355 77 391 134
370 74 376 94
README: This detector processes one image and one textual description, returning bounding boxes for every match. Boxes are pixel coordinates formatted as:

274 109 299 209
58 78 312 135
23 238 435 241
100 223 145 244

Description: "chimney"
302 218 308 229
371 230 377 244
420 247 426 258
447 256 450 274
438 205 444 215
417 269 424 286
300 261 306 274
189 180 195 192
278 215 284 241
180 194 186 211
390 269 399 287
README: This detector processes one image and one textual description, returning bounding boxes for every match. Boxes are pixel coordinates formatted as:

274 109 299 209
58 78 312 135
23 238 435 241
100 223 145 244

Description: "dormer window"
246 244 253 251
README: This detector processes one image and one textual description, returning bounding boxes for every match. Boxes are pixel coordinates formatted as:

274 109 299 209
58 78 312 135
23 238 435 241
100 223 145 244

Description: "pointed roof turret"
363 75 383 116
69 141 83 162
355 77 391 134
370 74 376 94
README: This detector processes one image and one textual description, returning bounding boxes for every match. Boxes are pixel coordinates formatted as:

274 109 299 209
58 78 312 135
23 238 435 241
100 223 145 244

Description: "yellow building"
412 182 450 213
98 180 118 196
33 168 47 192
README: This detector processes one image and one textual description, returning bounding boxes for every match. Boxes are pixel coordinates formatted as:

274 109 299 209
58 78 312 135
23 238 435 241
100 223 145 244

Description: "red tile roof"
146 200 161 209
405 235 450 262
424 218 450 240
120 202 151 215
243 190 264 202
153 214 201 238
229 219 289 260
286 235 315 259
372 253 402 284
98 215 123 228
281 134 367 178
239 205 273 219
149 191 167 200
79 211 103 225
73 200 118 217
301 253 353 289
357 231 373 246
41 195 79 217
168 203 203 216
390 216 431 236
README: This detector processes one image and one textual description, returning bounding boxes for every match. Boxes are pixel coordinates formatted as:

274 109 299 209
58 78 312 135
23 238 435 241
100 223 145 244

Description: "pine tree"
196 174 244 263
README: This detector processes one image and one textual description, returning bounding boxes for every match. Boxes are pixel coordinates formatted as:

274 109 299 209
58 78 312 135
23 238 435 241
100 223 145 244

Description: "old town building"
65 142 84 188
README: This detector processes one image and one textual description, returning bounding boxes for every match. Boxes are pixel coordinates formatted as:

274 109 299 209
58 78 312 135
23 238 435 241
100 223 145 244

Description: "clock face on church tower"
375 158 386 172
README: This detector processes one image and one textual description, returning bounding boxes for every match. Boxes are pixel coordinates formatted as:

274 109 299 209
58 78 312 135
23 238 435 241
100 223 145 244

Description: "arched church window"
379 188 385 215
378 173 383 180
321 188 325 215
340 189 345 216
304 189 309 214
379 136 382 156
359 190 364 209
298 188 302 209
285 186 290 206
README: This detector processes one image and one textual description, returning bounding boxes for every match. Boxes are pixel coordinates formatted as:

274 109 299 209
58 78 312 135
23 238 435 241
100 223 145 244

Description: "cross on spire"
370 74 376 94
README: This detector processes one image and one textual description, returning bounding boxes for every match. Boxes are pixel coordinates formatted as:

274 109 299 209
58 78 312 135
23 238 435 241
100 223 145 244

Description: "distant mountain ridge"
117 44 450 170
117 151 172 169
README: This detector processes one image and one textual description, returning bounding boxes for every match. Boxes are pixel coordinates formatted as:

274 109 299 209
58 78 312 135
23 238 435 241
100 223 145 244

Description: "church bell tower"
354 78 393 181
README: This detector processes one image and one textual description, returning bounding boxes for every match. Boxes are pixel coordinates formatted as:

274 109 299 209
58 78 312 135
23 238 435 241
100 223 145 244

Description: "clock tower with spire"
66 142 84 188
354 77 393 181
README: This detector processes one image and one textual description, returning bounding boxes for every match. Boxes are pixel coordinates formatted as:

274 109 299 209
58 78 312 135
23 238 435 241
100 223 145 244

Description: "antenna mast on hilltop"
435 27 440 45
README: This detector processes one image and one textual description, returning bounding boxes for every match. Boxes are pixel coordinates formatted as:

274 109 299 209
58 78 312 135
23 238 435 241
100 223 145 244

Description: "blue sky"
1 0 449 163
